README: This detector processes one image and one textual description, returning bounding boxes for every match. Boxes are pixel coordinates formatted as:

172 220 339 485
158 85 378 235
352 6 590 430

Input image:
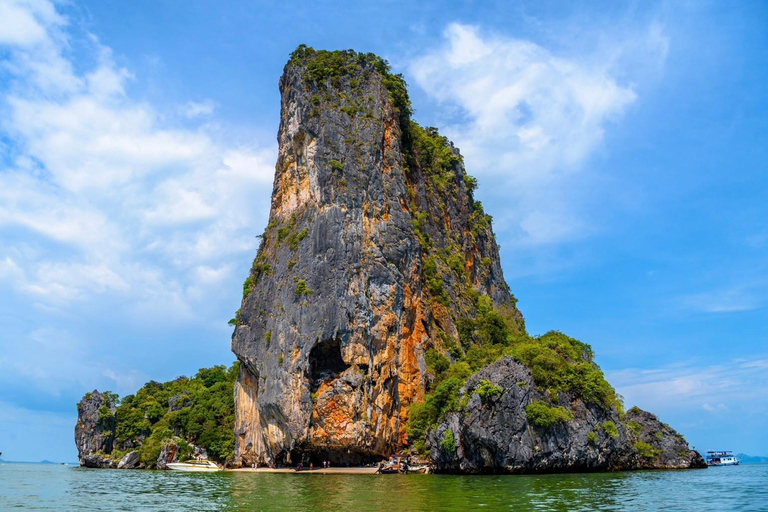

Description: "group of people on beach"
295 460 332 471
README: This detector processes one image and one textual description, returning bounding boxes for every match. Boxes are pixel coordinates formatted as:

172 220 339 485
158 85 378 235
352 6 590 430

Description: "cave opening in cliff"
288 446 383 466
308 337 349 391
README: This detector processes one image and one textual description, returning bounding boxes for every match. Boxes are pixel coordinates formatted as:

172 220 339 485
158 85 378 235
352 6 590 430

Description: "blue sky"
0 0 766 462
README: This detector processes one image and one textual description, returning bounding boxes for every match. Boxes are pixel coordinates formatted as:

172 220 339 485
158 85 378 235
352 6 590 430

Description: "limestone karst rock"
230 48 706 472
75 390 117 468
427 357 706 472
231 47 522 467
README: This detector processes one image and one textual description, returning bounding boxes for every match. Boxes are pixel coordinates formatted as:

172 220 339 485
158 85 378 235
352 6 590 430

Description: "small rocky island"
76 46 706 472
75 365 238 469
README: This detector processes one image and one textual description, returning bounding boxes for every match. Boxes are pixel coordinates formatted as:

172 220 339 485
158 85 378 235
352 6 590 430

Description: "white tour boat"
706 451 739 466
166 459 222 472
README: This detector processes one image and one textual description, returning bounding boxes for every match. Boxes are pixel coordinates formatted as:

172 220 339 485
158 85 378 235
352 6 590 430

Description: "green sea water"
1 462 766 511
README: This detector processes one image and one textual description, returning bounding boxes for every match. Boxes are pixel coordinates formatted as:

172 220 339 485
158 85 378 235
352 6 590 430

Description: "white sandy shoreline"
228 467 381 474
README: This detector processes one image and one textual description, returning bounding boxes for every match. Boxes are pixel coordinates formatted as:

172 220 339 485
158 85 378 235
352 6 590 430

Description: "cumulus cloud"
0 0 275 416
0 0 275 312
410 23 668 246
0 0 56 47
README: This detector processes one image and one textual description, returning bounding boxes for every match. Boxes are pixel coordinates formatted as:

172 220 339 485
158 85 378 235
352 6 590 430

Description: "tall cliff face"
75 390 117 468
231 48 521 467
231 47 703 472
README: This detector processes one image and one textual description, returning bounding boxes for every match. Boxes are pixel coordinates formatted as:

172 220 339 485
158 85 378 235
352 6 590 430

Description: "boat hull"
166 463 221 472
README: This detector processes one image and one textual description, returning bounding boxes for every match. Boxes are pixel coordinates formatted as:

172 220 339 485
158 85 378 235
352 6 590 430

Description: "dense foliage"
407 292 622 453
290 45 412 128
407 377 465 454
106 362 239 467
525 401 574 428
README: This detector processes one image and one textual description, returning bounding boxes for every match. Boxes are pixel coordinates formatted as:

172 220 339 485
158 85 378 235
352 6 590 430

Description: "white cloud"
181 99 217 119
681 285 763 313
0 256 23 281
410 23 668 246
0 0 61 47
518 210 593 246
0 0 275 315
609 356 768 417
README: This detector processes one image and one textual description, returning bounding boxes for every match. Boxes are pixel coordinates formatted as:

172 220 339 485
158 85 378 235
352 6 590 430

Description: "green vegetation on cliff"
408 319 622 452
525 401 574 428
106 362 239 467
274 46 624 460
407 296 622 453
290 45 411 128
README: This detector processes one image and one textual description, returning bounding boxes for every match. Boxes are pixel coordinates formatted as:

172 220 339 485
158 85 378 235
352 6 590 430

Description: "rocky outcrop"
74 365 237 469
231 48 520 467
117 451 139 469
624 407 706 469
75 390 117 468
156 438 209 469
427 358 706 472
74 388 218 469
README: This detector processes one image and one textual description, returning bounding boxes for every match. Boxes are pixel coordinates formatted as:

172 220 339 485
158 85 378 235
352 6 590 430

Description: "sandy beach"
229 466 380 474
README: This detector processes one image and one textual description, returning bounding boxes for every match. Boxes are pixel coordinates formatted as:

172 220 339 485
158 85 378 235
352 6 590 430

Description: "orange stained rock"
272 133 319 220
396 281 428 447
315 393 355 439
465 250 475 276
381 114 397 175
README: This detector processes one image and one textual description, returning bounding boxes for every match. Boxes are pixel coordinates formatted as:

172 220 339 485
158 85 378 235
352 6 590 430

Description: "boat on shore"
166 460 222 472
376 455 431 474
706 451 739 466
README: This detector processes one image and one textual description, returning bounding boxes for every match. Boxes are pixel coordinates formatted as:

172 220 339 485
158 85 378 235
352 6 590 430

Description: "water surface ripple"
1 463 765 511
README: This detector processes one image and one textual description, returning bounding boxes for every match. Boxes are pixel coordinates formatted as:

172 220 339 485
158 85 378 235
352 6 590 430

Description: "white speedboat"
166 460 222 472
706 451 739 466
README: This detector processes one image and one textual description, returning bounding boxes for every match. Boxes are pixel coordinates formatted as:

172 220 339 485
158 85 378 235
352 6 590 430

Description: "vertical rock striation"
231 48 520 467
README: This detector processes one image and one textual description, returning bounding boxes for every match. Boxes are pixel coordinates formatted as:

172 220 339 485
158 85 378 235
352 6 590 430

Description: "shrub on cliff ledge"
602 421 619 439
525 400 574 428
441 429 457 455
475 380 502 405
635 441 661 460
295 279 313 296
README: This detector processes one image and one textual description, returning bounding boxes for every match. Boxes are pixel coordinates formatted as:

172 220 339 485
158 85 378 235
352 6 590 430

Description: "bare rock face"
75 390 117 468
427 358 706 472
117 451 139 469
624 407 706 469
231 48 520 467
